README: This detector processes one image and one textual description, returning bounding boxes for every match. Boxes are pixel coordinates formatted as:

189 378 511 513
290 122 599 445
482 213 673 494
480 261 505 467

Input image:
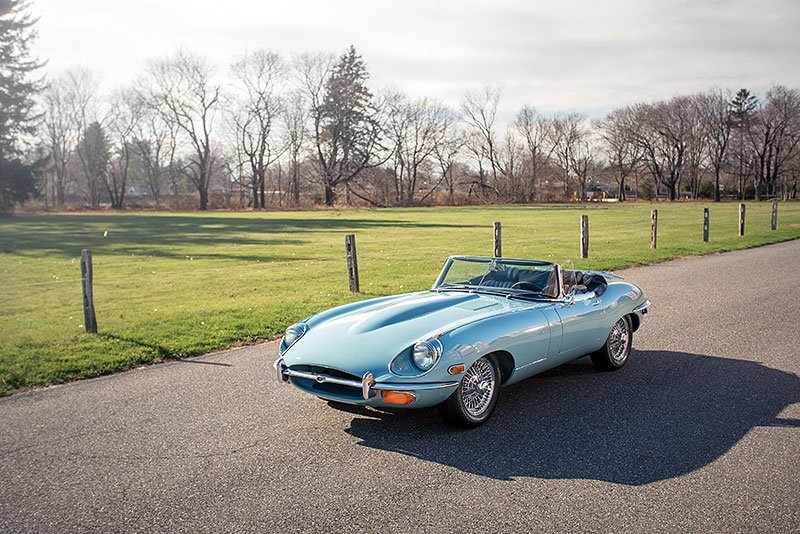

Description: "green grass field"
1 202 798 395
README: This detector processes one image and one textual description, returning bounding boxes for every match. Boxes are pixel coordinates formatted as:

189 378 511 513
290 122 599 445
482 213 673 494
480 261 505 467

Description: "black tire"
590 316 633 371
439 355 501 428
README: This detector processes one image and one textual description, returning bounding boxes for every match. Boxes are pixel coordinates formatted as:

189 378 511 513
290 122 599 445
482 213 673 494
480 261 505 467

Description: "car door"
553 290 607 360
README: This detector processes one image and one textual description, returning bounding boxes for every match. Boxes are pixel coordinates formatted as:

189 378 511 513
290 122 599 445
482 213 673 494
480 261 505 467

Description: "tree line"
2 2 799 211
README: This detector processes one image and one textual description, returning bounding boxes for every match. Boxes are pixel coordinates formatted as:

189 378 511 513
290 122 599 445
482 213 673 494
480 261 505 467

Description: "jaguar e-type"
274 256 650 427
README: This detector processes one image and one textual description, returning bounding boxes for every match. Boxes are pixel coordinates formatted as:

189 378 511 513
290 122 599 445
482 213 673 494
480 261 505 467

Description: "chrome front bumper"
274 358 458 401
633 299 651 315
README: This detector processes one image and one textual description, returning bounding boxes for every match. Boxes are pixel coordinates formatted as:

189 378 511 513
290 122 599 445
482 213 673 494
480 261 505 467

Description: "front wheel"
591 316 632 371
439 355 500 428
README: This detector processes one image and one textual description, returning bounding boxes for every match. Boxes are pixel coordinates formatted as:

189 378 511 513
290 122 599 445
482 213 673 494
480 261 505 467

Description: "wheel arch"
627 312 641 332
487 350 515 384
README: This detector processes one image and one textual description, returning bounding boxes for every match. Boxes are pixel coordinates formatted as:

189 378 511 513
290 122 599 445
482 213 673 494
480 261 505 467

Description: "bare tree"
696 89 733 201
144 50 220 210
747 85 800 200
130 92 179 207
628 97 694 201
30 47 800 210
463 129 498 199
294 51 333 202
684 94 710 200
41 68 98 206
460 85 505 192
229 50 286 209
387 92 455 205
498 129 527 202
283 89 307 205
594 106 642 201
102 90 138 209
514 105 552 202
433 127 465 204
41 71 79 207
548 112 590 200
66 69 105 208
783 139 800 199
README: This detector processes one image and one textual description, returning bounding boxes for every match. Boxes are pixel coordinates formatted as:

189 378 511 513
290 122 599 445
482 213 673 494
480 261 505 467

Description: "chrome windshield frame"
432 256 558 294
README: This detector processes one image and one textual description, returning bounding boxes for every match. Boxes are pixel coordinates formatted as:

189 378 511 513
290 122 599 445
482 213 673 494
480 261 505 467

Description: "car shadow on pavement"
344 350 800 485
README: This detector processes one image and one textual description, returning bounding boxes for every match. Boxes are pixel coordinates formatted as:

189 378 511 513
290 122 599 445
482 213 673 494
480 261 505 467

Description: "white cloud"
31 0 800 117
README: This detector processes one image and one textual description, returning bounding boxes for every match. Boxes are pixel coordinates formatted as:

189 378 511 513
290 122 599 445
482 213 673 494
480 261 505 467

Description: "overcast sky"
30 0 800 118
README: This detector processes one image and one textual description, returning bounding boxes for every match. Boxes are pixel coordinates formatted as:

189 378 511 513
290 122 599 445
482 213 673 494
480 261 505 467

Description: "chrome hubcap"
609 318 630 363
462 358 496 417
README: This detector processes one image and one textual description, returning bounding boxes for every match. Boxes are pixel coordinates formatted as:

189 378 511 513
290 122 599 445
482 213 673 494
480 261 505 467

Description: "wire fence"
1 201 787 335
0 257 334 290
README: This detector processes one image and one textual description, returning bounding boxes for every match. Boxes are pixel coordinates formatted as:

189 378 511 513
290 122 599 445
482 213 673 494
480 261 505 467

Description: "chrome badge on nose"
315 375 326 383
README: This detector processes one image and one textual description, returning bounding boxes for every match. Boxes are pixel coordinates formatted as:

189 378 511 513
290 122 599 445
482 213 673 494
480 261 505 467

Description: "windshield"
433 256 560 298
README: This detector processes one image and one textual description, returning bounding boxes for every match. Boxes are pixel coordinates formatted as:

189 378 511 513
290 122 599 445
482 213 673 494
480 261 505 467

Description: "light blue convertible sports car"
275 256 650 427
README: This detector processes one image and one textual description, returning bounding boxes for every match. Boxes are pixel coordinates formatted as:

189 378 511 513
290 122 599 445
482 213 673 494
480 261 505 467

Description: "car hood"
280 290 543 377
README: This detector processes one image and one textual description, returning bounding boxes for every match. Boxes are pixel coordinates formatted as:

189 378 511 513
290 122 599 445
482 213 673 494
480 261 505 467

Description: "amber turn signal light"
448 364 466 375
381 391 416 405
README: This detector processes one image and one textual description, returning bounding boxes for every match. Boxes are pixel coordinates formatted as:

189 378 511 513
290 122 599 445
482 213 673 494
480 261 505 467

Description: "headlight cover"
411 338 444 371
281 322 308 353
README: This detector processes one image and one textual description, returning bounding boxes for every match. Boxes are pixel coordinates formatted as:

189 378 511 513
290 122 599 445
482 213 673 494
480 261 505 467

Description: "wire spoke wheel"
608 318 630 363
591 315 634 371
440 355 501 427
461 357 497 417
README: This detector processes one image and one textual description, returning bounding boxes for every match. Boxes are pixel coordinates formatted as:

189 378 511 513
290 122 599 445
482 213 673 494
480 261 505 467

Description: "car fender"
423 306 555 386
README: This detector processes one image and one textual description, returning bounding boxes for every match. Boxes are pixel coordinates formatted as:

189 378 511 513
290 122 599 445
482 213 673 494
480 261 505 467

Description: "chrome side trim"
633 300 652 314
515 357 546 370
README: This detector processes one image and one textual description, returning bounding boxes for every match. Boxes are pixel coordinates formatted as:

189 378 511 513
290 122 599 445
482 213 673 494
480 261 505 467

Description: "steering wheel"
511 281 541 291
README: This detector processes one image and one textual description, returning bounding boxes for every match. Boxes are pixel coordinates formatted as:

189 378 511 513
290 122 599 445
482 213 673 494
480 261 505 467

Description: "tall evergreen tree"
730 89 758 118
314 45 382 205
77 121 109 208
729 89 757 198
0 0 42 210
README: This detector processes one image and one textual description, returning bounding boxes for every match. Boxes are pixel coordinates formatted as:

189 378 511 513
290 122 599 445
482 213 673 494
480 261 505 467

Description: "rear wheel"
439 355 500 428
591 316 632 371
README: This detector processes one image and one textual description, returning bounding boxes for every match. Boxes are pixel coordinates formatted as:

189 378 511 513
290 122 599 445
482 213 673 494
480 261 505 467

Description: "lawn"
1 202 799 395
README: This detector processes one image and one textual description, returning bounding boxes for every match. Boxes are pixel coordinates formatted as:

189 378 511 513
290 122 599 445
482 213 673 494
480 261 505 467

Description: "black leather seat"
563 270 608 296
478 266 520 288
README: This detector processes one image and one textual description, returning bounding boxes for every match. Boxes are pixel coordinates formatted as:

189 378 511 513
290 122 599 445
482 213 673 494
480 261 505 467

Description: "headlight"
282 323 308 352
412 338 443 371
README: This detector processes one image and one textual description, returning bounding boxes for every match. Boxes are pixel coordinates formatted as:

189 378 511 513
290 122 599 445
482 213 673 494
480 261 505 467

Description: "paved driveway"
1 240 799 532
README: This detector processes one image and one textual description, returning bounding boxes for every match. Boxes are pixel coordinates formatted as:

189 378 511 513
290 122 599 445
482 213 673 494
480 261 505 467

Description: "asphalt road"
2 241 799 533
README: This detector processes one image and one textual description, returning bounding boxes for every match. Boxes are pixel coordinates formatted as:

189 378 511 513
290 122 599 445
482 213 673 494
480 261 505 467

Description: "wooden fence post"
771 200 778 230
580 215 589 259
493 222 502 257
703 207 709 242
345 234 359 292
80 249 97 334
738 203 746 237
650 209 658 249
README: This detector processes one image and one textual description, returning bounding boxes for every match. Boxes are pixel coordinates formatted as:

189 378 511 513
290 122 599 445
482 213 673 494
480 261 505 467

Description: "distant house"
586 182 610 201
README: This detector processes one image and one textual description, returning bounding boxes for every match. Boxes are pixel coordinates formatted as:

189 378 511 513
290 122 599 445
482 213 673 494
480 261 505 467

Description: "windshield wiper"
435 283 478 292
436 285 512 298
506 290 549 301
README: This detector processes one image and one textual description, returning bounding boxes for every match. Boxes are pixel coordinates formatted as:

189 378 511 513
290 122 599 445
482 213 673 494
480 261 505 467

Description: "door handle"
591 299 602 307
